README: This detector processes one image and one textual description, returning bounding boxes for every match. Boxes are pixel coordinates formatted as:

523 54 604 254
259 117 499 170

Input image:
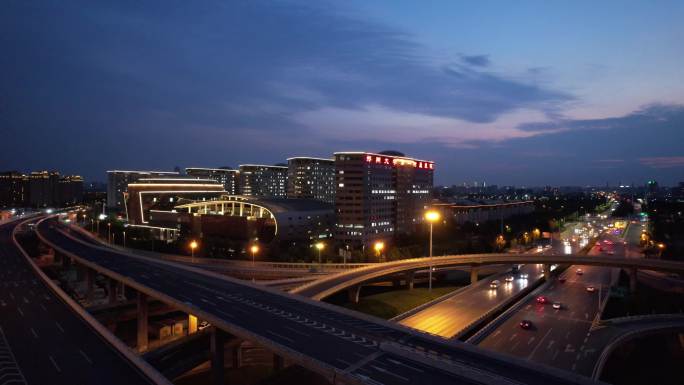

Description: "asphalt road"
38 218 593 385
0 220 154 385
399 263 544 338
477 222 626 377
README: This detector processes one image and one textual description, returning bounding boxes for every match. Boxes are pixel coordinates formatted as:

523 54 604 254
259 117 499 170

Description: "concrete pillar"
231 344 242 368
210 328 225 385
85 269 95 302
347 286 361 304
273 353 285 371
470 266 479 284
405 271 415 290
543 264 552 279
137 292 149 352
629 267 638 293
107 278 117 304
188 314 198 334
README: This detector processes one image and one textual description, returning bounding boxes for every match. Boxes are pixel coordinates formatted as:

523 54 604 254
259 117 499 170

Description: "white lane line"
508 333 517 342
55 322 64 333
30 328 38 339
79 349 93 364
215 309 235 319
48 355 61 373
39 303 47 312
17 307 24 317
527 328 552 360
547 340 555 350
266 330 294 343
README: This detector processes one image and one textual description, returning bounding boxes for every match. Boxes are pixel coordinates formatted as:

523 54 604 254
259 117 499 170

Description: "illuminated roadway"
37 218 596 385
474 223 635 377
0 219 157 385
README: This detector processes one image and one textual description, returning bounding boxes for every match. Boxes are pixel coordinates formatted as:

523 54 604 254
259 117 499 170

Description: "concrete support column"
405 271 415 290
137 292 149 352
543 264 552 279
85 268 95 302
188 314 198 334
347 285 361 304
470 266 479 284
273 353 285 371
231 343 242 368
629 267 638 293
107 278 118 304
210 328 226 385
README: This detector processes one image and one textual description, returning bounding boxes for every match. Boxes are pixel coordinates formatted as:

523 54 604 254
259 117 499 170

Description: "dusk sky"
2 0 683 186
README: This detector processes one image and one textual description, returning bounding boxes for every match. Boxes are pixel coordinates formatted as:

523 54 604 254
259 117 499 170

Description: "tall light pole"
122 231 126 248
250 244 259 282
107 223 112 243
425 209 441 291
315 242 325 265
190 240 198 262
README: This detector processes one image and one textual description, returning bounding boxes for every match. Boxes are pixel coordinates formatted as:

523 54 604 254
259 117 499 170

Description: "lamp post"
122 231 126 248
190 240 198 262
425 209 441 291
107 223 111 243
374 241 385 262
315 242 325 265
250 244 259 281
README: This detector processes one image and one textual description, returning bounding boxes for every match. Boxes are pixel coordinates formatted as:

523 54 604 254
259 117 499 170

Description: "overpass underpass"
36 217 599 385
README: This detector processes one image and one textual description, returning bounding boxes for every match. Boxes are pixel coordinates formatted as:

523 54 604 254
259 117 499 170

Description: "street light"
425 209 441 291
190 240 198 262
122 231 126 248
250 244 259 266
315 242 325 264
107 223 112 243
374 241 384 261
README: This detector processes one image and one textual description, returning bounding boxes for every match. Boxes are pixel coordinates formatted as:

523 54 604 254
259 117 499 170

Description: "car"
198 320 211 330
576 268 584 275
586 286 596 292
536 296 548 304
537 245 543 252
519 320 533 329
490 280 500 289
505 276 514 282
520 273 529 279
606 250 614 255
552 302 562 309
558 277 567 283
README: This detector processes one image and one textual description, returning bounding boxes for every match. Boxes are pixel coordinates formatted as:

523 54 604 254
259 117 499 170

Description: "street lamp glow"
374 241 384 253
425 210 440 223
315 242 325 265
250 244 259 254
190 240 198 261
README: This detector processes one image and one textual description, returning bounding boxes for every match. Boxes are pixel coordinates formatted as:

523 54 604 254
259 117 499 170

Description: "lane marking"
48 355 61 373
79 349 93 364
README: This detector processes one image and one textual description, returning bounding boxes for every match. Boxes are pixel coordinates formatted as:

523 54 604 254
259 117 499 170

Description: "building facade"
107 170 179 211
238 165 287 198
0 171 28 208
334 151 434 250
186 167 240 195
286 157 335 204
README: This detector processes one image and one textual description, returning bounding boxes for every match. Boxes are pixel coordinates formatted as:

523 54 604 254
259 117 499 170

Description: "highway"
37 217 595 385
475 220 628 377
0 220 156 385
398 263 544 338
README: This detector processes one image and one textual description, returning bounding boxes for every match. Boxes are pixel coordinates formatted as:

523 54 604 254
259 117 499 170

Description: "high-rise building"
286 157 335 203
28 171 60 207
186 167 240 195
0 171 28 207
56 175 84 206
238 165 287 198
334 151 434 250
107 170 179 210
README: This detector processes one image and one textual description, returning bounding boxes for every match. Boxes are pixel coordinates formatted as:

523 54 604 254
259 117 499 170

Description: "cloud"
639 157 684 168
461 54 490 67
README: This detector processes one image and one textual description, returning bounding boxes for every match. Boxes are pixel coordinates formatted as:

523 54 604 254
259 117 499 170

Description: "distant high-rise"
56 175 84 206
28 171 60 207
107 170 179 210
238 164 287 198
186 167 240 195
334 151 434 250
0 171 28 207
287 157 335 203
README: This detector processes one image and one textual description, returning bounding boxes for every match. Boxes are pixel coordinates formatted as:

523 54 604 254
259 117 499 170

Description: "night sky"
2 1 683 186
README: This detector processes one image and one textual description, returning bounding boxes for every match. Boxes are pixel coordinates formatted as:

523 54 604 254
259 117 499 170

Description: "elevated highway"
36 217 598 385
292 253 684 301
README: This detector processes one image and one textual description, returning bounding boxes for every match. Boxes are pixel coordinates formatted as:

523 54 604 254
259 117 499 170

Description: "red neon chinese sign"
365 155 434 170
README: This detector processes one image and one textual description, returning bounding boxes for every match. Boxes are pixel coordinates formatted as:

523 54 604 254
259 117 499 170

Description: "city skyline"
2 1 684 185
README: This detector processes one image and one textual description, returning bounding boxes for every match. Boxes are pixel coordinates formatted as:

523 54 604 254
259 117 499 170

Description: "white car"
505 276 514 282
552 302 562 309
490 280 500 289
519 273 529 279
586 286 596 292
